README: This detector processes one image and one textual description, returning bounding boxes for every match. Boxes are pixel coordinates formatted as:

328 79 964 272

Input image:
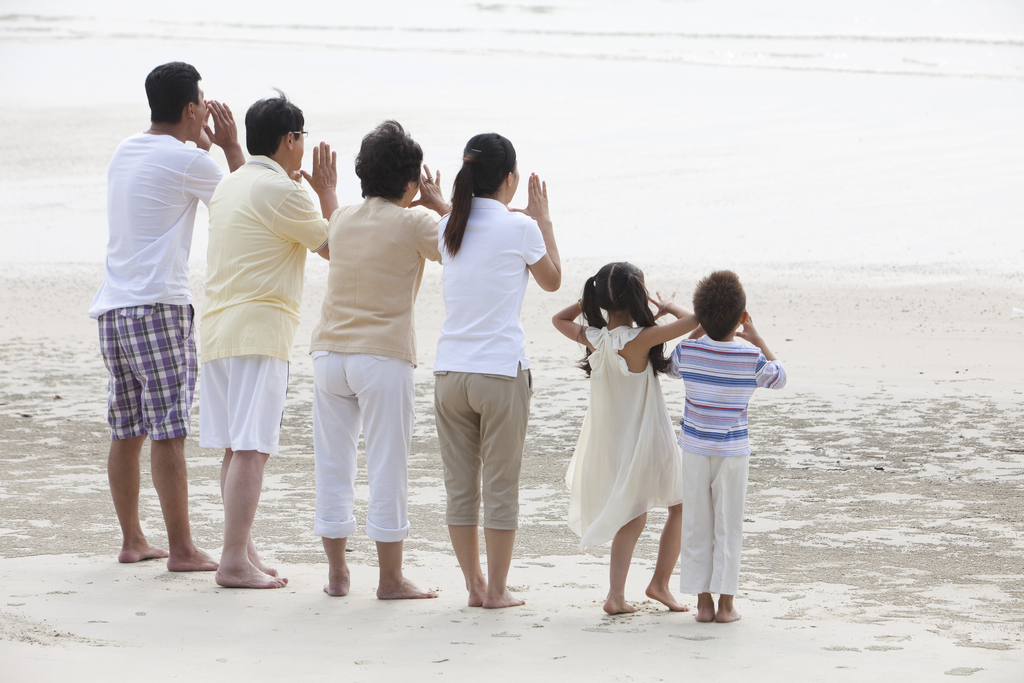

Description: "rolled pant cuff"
366 520 410 543
314 517 357 539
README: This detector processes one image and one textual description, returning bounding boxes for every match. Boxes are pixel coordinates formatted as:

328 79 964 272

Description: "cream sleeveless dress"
566 326 684 548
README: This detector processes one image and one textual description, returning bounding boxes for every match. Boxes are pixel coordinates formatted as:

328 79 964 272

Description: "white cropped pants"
679 450 750 596
312 352 414 543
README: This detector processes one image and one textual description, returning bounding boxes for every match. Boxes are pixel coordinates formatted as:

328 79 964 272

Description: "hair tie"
463 153 476 164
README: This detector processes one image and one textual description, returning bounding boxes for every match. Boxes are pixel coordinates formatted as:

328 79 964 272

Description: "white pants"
312 352 414 543
199 355 289 455
679 450 750 596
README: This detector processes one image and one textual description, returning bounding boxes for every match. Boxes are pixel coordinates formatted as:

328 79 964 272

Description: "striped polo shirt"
668 336 786 457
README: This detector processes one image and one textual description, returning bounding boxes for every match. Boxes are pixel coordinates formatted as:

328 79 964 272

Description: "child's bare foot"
118 541 169 564
377 577 438 600
324 564 350 597
715 595 741 623
645 583 690 612
467 577 487 607
483 589 525 609
166 546 219 572
695 592 716 622
603 597 637 614
216 561 288 589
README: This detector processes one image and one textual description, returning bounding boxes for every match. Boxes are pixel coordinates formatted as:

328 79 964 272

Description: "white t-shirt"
433 197 547 377
88 133 223 318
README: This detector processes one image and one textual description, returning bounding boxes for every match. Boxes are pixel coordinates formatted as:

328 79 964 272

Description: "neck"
145 121 192 145
607 310 634 328
268 151 297 175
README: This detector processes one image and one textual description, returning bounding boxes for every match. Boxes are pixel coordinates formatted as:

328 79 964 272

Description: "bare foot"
166 547 219 572
324 564 351 597
715 606 742 623
645 583 690 612
483 589 525 609
603 597 637 615
695 593 716 623
216 562 288 589
118 542 169 564
377 577 438 600
248 541 278 577
467 577 487 607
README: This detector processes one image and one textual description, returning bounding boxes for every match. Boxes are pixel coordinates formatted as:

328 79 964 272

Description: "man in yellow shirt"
200 93 337 589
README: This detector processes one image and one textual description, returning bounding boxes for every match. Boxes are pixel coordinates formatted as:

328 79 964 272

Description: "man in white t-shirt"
89 62 244 571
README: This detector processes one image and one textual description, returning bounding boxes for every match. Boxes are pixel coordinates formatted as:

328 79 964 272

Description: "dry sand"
1 260 1021 681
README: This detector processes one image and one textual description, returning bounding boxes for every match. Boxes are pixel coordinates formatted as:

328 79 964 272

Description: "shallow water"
1 1 1022 268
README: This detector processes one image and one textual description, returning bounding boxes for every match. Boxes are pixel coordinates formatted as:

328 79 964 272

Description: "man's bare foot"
118 542 169 564
467 577 487 607
166 547 219 572
216 562 288 589
715 606 742 623
482 589 525 609
645 583 690 612
377 577 438 600
603 597 637 615
695 593 716 622
324 564 351 597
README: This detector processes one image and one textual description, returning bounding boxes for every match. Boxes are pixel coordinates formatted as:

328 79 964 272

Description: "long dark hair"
443 133 517 258
578 262 669 377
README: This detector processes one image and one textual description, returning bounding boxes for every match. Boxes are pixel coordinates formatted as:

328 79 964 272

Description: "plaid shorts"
97 303 198 441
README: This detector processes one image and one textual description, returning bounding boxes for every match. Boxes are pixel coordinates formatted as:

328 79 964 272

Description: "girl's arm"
631 292 699 351
552 301 595 351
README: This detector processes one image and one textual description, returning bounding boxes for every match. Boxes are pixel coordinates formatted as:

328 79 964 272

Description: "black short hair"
693 270 747 341
145 62 201 124
354 121 423 200
245 90 304 157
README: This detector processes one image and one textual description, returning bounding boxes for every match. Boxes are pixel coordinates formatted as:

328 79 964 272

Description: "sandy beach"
2 1 1023 681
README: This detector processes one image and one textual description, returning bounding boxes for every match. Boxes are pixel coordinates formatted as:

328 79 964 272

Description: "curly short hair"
355 120 423 200
693 270 747 341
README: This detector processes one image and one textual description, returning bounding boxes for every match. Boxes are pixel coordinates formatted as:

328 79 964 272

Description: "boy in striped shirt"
667 270 786 622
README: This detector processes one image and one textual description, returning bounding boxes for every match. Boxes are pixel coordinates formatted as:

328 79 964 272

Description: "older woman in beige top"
309 121 449 600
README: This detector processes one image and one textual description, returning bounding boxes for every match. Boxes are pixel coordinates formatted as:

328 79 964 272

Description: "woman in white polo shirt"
434 133 561 609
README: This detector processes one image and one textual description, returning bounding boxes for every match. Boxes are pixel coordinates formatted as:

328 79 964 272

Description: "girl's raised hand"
650 290 678 319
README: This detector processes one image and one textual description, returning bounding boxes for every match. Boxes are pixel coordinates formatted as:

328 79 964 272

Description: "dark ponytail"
443 133 517 258
577 262 670 377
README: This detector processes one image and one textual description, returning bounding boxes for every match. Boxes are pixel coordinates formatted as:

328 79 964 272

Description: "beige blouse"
310 197 441 365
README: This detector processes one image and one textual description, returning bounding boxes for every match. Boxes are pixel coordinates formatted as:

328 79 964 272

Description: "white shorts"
199 355 289 455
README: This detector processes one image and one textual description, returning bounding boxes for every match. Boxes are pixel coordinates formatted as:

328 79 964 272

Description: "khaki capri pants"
434 366 532 530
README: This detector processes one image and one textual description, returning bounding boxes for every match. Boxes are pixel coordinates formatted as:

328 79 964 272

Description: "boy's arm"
552 301 595 351
666 342 686 379
735 315 776 360
737 316 787 389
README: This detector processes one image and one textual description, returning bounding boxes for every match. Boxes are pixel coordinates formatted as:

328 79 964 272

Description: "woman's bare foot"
166 547 219 572
467 577 487 607
324 564 350 597
118 541 169 564
248 537 277 577
483 589 525 609
645 583 690 612
603 596 637 615
216 561 288 589
695 593 716 622
377 577 438 600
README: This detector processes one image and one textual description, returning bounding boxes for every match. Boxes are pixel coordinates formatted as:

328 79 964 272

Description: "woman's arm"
552 301 595 350
517 174 561 292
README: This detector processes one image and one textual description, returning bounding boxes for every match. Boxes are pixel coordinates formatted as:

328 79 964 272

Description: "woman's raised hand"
411 164 452 215
513 173 550 226
300 142 337 196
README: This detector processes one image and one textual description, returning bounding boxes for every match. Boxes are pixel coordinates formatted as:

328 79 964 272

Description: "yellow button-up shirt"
201 156 328 364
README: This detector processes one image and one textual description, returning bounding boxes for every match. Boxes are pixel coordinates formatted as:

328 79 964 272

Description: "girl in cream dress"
552 262 698 614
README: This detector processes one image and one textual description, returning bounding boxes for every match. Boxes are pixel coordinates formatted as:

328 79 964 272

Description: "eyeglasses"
292 130 308 139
